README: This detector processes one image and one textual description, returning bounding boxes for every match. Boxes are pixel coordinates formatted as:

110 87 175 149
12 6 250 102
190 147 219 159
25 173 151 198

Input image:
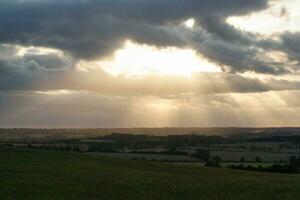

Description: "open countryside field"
1 147 300 200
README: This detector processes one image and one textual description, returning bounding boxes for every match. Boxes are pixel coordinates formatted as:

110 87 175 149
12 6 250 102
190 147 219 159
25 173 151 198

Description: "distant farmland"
1 147 300 200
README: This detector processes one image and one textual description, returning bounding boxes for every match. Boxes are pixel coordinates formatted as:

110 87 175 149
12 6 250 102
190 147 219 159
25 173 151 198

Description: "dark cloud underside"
1 0 300 127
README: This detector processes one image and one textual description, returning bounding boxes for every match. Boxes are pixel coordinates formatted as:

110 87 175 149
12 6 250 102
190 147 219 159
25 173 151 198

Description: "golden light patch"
98 40 221 77
185 18 195 28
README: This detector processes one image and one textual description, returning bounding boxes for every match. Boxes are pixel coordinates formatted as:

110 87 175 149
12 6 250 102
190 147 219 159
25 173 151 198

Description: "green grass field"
1 147 300 200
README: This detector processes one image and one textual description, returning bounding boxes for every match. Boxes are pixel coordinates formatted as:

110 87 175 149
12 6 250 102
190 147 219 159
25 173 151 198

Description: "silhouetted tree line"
28 143 82 152
228 156 300 174
249 135 300 149
130 150 188 156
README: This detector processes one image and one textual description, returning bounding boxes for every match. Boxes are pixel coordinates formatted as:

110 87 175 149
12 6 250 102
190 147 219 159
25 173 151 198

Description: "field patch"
0 147 300 200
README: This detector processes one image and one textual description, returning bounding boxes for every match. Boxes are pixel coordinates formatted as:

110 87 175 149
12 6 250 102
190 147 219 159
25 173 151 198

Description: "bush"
205 156 221 168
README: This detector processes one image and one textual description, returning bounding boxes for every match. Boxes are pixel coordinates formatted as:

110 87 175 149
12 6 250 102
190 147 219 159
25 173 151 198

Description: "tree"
255 156 262 163
240 157 245 162
193 149 210 162
212 155 221 163
205 155 221 168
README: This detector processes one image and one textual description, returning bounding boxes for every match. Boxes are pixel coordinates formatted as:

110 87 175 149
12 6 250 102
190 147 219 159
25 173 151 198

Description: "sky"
0 0 300 128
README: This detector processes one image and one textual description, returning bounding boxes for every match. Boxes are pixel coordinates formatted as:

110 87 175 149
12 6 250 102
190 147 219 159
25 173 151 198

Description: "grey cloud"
0 0 298 96
280 32 300 64
279 7 288 18
1 53 299 96
0 0 268 60
266 78 300 91
197 16 256 45
2 0 300 128
194 36 289 74
0 44 18 60
23 51 76 69
1 44 299 96
0 0 292 75
23 54 65 69
0 54 70 91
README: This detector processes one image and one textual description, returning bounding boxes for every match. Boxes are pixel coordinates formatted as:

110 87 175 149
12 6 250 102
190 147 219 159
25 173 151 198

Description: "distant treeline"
1 127 300 143
228 156 300 174
249 135 300 143
99 133 238 145
86 133 300 146
228 164 298 174
2 132 300 152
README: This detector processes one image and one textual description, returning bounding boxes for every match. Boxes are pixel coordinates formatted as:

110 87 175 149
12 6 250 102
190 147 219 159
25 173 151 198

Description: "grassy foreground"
0 147 300 200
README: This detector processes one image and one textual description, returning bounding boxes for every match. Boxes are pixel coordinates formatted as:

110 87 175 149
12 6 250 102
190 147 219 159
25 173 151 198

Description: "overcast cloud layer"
0 0 300 127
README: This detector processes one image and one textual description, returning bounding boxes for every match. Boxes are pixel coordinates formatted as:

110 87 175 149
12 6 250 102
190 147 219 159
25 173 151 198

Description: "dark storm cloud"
0 0 268 59
0 0 298 95
1 0 294 75
195 36 290 74
0 48 75 91
280 32 300 64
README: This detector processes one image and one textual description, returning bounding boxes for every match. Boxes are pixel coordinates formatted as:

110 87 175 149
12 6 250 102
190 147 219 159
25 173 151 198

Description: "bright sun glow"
185 18 195 28
99 41 221 77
